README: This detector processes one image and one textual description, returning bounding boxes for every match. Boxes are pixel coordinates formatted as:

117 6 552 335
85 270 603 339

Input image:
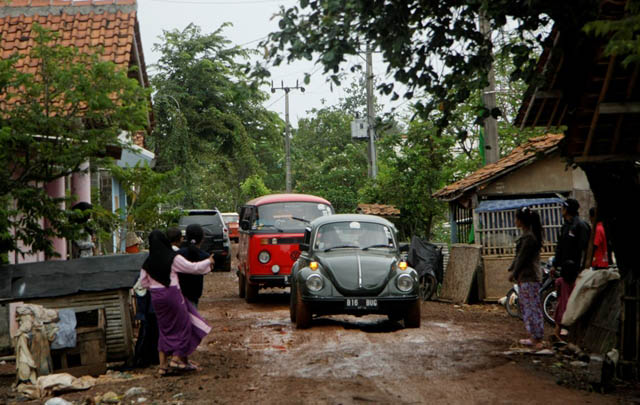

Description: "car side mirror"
299 242 309 252
399 242 409 252
240 220 250 231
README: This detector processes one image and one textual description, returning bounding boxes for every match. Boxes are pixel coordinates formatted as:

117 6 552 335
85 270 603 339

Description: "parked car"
237 193 334 302
289 214 420 329
221 212 240 242
178 209 231 272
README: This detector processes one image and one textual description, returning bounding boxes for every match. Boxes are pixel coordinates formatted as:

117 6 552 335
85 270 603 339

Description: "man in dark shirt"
552 198 591 340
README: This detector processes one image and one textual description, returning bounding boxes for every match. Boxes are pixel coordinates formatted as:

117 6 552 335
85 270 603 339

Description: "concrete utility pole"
271 80 305 192
366 45 378 179
479 12 499 164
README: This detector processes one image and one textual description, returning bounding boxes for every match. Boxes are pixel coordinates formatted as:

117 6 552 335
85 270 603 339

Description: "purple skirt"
150 285 211 357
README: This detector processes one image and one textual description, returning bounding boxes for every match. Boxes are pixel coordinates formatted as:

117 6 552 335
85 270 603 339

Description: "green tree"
149 23 285 212
263 0 600 132
240 175 271 202
109 162 183 248
360 120 455 240
0 24 149 259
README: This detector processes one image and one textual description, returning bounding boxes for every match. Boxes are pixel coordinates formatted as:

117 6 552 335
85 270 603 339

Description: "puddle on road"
238 311 489 379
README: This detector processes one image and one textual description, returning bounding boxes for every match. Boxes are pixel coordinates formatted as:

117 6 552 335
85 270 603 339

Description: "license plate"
345 298 378 309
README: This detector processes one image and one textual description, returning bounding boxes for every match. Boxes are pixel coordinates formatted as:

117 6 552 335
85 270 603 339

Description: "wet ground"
1 246 636 404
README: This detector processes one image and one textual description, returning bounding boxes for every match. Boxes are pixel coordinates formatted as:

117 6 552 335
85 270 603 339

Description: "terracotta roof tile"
433 133 564 201
356 204 401 217
0 4 139 78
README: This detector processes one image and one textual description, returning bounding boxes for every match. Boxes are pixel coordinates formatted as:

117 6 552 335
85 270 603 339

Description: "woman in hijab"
138 230 214 375
177 224 209 308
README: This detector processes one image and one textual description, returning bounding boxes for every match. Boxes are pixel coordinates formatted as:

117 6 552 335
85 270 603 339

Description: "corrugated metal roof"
433 133 564 201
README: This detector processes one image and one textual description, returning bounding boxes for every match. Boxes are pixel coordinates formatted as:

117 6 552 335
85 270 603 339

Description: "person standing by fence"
508 207 544 349
552 198 591 340
589 207 609 269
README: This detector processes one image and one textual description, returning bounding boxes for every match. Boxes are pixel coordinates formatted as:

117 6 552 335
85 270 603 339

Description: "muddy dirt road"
1 252 625 404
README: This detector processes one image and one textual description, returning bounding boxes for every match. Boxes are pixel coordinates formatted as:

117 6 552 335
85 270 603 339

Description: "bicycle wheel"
419 274 437 301
542 289 557 325
505 287 521 319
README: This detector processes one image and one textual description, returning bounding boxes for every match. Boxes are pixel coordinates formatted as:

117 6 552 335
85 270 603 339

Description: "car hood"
316 250 397 296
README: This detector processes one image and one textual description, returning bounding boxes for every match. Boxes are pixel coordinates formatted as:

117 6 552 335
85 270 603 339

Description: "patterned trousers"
518 281 544 340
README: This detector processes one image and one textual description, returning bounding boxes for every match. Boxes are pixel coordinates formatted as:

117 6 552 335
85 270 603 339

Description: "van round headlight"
306 274 323 292
258 250 271 264
396 274 413 292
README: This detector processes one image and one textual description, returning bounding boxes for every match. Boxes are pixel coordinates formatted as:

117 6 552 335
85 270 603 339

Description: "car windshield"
222 214 238 224
178 214 224 234
314 221 395 251
254 202 333 232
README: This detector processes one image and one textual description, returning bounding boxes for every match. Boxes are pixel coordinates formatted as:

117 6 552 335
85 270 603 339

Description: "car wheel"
238 271 245 298
387 312 402 322
404 300 421 328
505 287 521 319
295 290 311 329
224 257 232 272
289 285 297 323
245 274 259 303
419 273 437 301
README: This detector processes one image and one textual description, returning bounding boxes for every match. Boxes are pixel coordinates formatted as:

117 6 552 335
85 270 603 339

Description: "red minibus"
237 193 334 302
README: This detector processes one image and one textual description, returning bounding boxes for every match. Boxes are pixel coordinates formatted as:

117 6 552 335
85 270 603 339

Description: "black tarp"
406 236 444 283
0 253 147 302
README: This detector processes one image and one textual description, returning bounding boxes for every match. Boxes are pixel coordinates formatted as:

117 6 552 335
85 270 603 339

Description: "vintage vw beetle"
290 214 420 329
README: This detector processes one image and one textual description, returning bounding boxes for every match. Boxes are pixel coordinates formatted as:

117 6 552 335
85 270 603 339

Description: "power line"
265 93 285 109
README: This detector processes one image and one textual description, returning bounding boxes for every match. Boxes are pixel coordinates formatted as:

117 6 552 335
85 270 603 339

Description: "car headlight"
258 250 271 264
271 265 280 274
306 274 323 292
396 273 414 292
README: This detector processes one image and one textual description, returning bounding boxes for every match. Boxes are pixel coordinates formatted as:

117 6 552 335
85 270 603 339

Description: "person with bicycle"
508 206 545 349
552 198 591 341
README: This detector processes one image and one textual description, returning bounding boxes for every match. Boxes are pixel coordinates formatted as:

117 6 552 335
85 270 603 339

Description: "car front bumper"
249 274 291 287
302 295 418 316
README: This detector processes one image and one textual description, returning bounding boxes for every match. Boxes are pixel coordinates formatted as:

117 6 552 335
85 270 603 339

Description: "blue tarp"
475 197 563 213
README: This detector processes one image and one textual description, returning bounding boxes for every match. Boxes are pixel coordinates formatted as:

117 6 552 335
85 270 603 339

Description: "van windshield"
255 202 333 232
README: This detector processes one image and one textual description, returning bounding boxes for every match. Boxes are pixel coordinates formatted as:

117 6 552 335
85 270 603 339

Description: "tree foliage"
0 25 149 258
149 23 285 211
263 0 600 132
360 120 455 240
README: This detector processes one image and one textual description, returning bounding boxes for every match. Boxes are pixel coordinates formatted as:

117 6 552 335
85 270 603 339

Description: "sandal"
519 338 544 350
169 360 197 372
157 367 170 377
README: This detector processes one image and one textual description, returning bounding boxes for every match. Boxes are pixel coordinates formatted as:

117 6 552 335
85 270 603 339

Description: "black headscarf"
184 224 205 262
142 230 177 287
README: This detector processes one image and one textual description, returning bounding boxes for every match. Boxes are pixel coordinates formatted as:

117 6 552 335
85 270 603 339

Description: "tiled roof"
0 1 143 80
433 133 564 201
356 203 400 217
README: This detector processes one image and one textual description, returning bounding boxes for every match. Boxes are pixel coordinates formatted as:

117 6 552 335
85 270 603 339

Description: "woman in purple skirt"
139 230 214 375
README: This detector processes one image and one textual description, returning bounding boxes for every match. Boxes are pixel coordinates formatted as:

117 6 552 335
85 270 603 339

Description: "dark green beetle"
290 214 420 329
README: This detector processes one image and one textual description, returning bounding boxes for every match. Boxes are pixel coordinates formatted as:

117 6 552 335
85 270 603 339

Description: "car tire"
245 274 259 303
387 312 402 322
505 287 521 319
404 300 421 328
238 271 245 299
224 257 232 272
289 285 297 323
295 290 311 329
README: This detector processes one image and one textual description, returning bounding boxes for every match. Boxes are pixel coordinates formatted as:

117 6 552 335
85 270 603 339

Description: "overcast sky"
136 0 407 128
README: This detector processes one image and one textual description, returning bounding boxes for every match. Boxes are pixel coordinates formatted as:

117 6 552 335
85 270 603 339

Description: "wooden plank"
598 102 640 114
583 54 616 157
439 244 483 304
